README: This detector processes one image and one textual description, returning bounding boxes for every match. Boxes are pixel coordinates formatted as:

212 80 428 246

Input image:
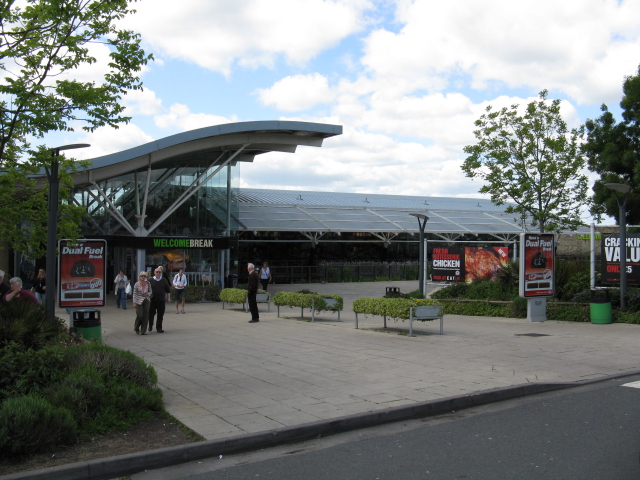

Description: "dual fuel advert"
58 239 106 307
519 233 555 298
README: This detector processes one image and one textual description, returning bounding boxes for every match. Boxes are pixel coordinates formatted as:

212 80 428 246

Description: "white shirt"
173 273 187 289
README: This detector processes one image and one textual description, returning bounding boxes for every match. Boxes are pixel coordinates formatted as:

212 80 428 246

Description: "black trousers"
247 291 259 320
149 300 166 331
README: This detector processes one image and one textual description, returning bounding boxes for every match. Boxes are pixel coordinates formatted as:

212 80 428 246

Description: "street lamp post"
45 143 90 319
604 182 633 311
410 213 429 296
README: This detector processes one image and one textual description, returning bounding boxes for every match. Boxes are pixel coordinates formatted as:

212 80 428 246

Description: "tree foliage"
0 0 152 255
462 90 589 233
583 65 640 224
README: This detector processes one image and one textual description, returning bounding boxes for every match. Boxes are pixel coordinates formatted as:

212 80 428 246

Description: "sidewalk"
94 280 638 440
24 280 639 479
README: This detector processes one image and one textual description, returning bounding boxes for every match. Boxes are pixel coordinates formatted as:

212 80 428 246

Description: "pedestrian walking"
247 263 260 323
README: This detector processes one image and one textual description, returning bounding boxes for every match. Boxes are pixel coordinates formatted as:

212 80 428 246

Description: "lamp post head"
51 143 91 155
604 183 633 195
409 213 429 222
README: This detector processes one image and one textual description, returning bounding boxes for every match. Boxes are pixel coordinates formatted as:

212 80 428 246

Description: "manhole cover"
515 333 550 337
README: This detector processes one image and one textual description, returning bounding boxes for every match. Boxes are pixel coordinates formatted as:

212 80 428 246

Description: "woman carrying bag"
114 269 130 309
133 271 152 335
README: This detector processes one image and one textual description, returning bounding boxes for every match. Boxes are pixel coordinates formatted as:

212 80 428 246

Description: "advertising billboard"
58 239 106 307
601 233 640 284
519 233 555 297
431 246 509 283
464 246 509 283
431 247 463 282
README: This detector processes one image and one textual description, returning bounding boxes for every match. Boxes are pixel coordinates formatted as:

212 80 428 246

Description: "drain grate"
515 333 550 337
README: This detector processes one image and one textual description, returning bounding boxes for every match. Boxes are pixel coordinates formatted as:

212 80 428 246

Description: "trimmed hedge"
273 292 343 312
352 297 441 321
220 288 247 305
184 284 221 303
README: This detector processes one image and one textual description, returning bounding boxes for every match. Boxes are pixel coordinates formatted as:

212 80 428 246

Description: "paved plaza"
75 280 640 441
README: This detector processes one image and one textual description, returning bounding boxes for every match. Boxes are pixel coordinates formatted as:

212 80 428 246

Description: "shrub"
220 288 248 304
353 297 440 321
494 261 519 288
185 284 221 303
45 366 106 426
510 296 528 318
407 289 425 299
613 310 640 324
0 301 66 349
547 302 589 322
0 343 67 401
431 283 471 299
62 343 158 389
77 376 162 435
45 350 163 435
439 300 511 317
274 292 343 313
0 395 77 457
554 260 590 301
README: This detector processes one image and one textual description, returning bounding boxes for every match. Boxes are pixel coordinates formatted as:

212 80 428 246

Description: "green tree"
462 90 589 233
583 65 640 224
0 0 152 255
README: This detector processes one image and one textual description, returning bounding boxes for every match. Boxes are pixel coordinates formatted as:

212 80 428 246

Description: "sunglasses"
139 275 147 278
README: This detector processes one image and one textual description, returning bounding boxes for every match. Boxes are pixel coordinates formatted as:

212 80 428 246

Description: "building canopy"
236 188 585 243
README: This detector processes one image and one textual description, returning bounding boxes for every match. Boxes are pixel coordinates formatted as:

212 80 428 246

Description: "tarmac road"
135 374 640 480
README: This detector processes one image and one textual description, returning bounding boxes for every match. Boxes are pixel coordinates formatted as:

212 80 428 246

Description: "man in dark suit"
247 263 260 323
149 266 171 333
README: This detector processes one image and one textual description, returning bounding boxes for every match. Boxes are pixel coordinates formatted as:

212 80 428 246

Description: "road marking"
622 381 640 389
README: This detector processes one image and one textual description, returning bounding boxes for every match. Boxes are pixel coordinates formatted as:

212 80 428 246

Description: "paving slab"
50 280 637 445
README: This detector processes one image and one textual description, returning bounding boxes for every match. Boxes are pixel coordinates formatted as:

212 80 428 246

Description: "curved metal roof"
70 120 343 185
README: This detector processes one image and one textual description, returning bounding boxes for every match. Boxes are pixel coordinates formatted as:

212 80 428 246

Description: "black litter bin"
73 309 102 342
227 274 238 289
589 289 612 324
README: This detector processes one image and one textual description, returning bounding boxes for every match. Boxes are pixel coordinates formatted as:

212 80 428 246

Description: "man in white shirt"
173 268 188 314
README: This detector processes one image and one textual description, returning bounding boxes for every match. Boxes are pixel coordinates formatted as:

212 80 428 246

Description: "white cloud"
67 124 155 160
361 0 640 104
125 0 374 76
122 88 163 116
255 74 335 111
241 122 477 197
154 104 238 131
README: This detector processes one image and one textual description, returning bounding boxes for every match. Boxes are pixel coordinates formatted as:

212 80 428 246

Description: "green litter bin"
589 289 612 324
73 309 102 342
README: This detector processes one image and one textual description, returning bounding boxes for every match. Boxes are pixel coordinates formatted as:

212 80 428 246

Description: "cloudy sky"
54 0 640 220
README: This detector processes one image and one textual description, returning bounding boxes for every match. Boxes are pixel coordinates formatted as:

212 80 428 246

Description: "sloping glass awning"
237 189 590 240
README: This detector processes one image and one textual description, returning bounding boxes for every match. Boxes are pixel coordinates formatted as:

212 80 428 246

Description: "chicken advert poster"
431 246 509 283
58 239 106 307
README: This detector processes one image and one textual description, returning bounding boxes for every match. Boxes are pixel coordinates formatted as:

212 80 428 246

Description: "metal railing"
236 263 420 285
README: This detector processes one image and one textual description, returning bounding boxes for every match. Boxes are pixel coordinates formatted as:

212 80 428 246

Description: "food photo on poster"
519 233 555 297
464 246 509 283
58 239 106 307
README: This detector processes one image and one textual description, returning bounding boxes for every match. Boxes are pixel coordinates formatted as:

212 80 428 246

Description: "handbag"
125 284 132 295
